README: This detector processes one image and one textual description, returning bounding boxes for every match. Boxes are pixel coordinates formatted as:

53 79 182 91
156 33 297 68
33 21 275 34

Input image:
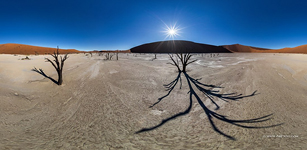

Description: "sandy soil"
0 53 307 149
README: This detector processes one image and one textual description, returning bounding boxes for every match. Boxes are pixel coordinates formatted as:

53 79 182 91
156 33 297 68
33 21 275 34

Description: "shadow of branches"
136 71 283 140
32 67 58 85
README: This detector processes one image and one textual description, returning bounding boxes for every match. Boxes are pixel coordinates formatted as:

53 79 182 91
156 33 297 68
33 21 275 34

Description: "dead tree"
33 46 69 85
168 53 197 73
116 51 119 60
46 46 68 85
151 53 157 61
105 53 114 60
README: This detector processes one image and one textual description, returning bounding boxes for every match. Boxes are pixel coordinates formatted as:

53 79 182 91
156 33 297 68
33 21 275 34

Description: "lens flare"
163 22 181 39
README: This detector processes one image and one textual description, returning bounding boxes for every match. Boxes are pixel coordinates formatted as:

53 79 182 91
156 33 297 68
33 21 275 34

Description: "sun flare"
163 22 181 39
168 29 176 35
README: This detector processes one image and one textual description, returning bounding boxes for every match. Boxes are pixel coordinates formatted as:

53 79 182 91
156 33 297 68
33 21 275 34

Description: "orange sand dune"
223 44 272 53
276 44 307 53
223 44 307 54
0 43 82 55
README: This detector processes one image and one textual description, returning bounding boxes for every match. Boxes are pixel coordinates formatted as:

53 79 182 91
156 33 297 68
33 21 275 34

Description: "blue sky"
1 0 307 50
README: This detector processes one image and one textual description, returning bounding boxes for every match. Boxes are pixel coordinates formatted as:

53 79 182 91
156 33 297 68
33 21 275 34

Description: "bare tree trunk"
168 53 197 73
104 53 114 60
182 64 187 73
116 51 118 60
57 70 63 85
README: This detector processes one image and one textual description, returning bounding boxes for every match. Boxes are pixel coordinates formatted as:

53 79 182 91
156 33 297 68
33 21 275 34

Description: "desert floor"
0 53 307 149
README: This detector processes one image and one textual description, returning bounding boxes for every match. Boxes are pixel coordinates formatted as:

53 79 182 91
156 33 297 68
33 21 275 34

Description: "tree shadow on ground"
32 67 59 85
136 71 283 140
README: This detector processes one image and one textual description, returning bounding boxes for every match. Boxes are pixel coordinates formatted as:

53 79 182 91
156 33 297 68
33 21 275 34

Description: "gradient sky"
1 0 307 50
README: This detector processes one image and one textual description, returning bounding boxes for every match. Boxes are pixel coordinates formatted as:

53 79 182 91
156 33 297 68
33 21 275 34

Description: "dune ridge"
131 40 307 54
0 43 83 55
130 40 232 53
223 43 307 54
223 44 272 53
1 41 307 54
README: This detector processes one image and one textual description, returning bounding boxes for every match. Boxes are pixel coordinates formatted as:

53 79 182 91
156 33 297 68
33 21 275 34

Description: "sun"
168 29 176 35
163 22 181 39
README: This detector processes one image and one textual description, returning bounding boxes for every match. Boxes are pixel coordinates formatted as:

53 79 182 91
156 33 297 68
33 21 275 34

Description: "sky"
1 0 307 51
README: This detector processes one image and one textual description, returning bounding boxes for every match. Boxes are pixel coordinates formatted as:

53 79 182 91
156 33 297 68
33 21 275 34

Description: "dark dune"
131 41 307 54
0 43 82 55
130 40 232 53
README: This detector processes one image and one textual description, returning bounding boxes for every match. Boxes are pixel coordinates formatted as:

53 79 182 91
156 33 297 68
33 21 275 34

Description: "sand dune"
276 44 307 53
130 40 232 53
0 43 130 55
0 43 81 55
1 42 307 55
223 43 307 54
223 44 272 52
131 40 307 54
0 53 306 149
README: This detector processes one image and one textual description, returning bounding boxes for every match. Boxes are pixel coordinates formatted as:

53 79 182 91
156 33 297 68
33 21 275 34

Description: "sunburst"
163 22 181 39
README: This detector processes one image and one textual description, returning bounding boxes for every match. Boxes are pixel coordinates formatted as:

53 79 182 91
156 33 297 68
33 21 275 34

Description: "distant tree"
116 50 119 60
104 53 114 60
21 56 30 60
151 53 157 61
32 46 69 85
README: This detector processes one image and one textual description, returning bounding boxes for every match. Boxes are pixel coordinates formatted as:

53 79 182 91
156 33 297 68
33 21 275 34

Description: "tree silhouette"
104 53 114 60
168 53 197 72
